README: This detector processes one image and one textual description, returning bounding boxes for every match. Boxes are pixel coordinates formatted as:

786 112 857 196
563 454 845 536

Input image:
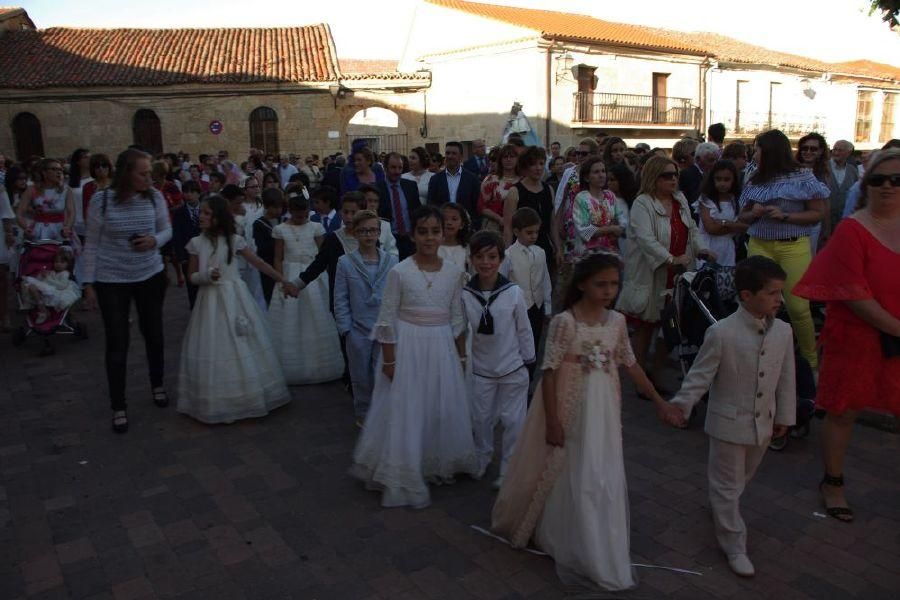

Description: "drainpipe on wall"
545 44 552 147
699 57 711 136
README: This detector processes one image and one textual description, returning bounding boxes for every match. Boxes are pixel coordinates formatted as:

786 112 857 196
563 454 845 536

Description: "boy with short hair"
171 180 202 308
668 255 796 578
500 207 551 378
358 183 398 257
310 185 341 233
253 188 285 306
463 231 535 489
333 210 398 424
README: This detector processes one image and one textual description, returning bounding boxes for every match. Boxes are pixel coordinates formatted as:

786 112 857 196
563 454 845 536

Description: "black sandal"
820 473 854 522
112 410 129 434
152 388 169 408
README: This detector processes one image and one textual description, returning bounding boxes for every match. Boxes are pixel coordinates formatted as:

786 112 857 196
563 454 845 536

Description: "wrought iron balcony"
572 92 700 127
711 111 826 137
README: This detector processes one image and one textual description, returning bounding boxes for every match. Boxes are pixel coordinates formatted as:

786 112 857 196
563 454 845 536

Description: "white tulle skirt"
177 279 290 424
350 319 479 508
267 260 344 385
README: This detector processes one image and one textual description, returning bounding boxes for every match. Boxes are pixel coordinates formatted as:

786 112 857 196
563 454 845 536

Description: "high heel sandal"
820 473 854 523
112 410 129 434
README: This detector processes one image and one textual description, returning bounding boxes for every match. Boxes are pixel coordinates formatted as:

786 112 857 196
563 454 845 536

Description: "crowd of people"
1 124 898 591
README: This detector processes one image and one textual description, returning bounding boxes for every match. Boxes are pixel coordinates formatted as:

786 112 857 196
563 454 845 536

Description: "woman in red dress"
793 149 900 523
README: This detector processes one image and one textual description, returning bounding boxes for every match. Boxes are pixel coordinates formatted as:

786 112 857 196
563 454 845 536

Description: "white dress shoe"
727 553 755 577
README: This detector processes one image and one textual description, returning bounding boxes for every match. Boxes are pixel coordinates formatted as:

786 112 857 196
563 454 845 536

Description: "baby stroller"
661 263 816 446
12 240 87 356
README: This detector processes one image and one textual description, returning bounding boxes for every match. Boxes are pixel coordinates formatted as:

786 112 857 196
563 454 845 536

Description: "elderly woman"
617 155 711 391
16 158 75 242
793 149 900 523
83 149 172 433
738 129 829 369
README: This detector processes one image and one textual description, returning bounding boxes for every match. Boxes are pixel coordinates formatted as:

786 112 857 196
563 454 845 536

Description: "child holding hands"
492 253 683 591
668 256 796 578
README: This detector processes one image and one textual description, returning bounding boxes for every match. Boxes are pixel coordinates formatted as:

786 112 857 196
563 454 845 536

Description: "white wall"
706 67 897 149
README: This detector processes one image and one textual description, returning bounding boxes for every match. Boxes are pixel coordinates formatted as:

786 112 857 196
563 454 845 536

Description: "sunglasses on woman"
800 145 820 153
867 173 900 187
657 171 678 180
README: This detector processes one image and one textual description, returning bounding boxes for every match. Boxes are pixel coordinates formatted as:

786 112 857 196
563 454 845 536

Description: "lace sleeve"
372 266 402 343
540 312 575 371
612 312 636 367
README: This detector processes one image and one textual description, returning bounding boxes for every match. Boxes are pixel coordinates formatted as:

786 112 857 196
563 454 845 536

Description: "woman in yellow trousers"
738 130 830 368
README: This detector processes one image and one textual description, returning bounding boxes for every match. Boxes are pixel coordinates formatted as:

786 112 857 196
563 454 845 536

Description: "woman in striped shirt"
738 129 830 369
82 148 172 433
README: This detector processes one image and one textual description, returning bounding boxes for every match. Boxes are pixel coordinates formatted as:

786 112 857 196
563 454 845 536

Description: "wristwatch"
780 214 789 223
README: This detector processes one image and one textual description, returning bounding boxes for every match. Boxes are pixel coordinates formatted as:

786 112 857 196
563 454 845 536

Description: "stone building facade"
0 12 429 161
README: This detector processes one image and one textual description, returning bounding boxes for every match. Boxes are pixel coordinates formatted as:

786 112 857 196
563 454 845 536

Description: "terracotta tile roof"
338 57 423 80
425 0 706 55
0 24 341 89
828 60 900 82
429 0 899 84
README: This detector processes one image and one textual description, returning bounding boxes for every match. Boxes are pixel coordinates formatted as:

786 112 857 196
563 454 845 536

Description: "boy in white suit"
463 231 535 490
667 256 796 578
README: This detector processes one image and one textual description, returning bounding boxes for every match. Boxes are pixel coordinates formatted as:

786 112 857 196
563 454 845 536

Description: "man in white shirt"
277 154 299 188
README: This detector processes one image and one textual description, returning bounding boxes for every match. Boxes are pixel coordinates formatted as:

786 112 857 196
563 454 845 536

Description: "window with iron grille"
879 93 896 143
249 107 279 155
855 91 874 143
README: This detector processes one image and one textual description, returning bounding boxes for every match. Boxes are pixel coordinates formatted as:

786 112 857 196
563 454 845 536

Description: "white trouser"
471 367 529 477
708 437 768 557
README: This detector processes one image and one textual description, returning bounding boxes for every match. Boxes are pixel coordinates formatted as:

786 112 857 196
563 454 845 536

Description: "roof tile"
427 0 899 83
0 25 340 89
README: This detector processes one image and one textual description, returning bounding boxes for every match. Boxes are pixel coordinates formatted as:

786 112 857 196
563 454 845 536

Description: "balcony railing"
573 92 700 127
711 111 826 137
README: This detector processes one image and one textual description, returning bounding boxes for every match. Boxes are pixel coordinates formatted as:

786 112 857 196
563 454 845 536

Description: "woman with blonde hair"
617 155 712 392
794 149 900 522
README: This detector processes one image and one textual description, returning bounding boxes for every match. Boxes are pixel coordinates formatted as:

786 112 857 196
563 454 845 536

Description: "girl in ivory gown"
491 253 684 591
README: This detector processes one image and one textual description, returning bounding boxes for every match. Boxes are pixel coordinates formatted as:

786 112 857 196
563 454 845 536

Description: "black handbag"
881 332 900 359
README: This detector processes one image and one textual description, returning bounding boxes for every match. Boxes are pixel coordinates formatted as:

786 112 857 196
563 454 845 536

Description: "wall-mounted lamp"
329 84 351 108
800 78 816 100
555 51 575 84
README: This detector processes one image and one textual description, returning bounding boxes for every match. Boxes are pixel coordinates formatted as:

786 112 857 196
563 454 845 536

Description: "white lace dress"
350 257 479 508
177 234 290 424
267 222 344 385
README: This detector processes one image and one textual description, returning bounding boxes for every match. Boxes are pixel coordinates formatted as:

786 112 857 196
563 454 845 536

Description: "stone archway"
345 106 410 156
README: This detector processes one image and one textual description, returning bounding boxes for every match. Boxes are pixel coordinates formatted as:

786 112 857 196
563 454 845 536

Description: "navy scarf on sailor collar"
463 274 514 335
347 248 393 307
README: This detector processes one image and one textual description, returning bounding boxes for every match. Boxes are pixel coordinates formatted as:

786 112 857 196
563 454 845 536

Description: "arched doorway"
346 107 408 155
249 107 279 155
11 112 45 161
133 109 163 155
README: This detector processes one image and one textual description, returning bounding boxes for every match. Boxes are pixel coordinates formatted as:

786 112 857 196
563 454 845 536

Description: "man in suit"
825 140 859 237
463 138 489 180
322 155 343 191
377 152 420 260
428 141 480 228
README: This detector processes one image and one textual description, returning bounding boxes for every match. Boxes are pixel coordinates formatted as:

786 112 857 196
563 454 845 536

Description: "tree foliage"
869 0 900 28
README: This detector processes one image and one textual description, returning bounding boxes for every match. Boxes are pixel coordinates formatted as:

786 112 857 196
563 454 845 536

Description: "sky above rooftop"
18 0 900 66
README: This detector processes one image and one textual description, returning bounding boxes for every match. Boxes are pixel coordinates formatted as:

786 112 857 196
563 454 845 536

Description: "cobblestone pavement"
1 288 899 600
